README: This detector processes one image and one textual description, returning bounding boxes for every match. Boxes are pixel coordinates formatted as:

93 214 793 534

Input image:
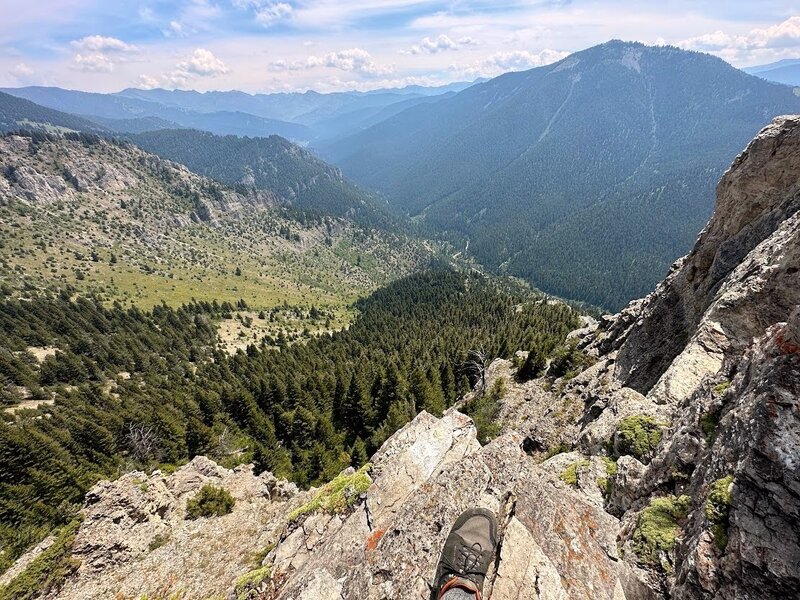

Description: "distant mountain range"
319 41 800 309
0 80 481 143
744 58 800 86
0 90 108 134
0 90 396 233
0 86 311 140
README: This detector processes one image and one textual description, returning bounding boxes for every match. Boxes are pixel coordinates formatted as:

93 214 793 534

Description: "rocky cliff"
4 116 798 599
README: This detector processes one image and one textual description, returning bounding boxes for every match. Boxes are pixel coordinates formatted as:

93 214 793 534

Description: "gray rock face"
578 115 800 597
608 115 800 401
671 319 800 599
257 412 630 600
41 457 303 600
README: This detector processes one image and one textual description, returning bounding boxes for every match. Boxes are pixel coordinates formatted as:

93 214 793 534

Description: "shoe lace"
443 540 485 578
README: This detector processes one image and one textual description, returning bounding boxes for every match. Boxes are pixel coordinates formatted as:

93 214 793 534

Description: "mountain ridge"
125 128 396 227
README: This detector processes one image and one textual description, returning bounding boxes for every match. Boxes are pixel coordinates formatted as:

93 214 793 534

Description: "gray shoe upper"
434 508 498 598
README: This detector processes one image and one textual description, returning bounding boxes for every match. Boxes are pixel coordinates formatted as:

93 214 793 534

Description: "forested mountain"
0 91 108 134
126 129 393 226
308 92 456 142
0 270 578 572
320 41 800 309
85 115 184 134
0 87 310 140
744 58 800 86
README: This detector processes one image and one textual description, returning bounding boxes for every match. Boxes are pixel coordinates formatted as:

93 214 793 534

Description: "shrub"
616 416 665 460
289 464 371 521
148 532 170 552
235 565 271 600
631 495 691 566
712 380 731 395
462 377 505 444
517 349 546 381
547 341 595 380
700 410 719 443
543 442 571 459
185 484 236 520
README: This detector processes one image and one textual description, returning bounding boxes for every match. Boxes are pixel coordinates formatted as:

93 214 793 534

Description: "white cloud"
136 74 160 89
142 48 231 89
272 48 393 77
12 63 33 76
678 16 800 62
743 15 800 49
233 0 293 26
255 2 292 25
139 6 156 21
405 34 477 55
9 62 37 85
177 48 230 76
451 48 568 78
163 0 221 38
321 48 393 76
70 35 139 73
71 35 139 54
73 53 115 72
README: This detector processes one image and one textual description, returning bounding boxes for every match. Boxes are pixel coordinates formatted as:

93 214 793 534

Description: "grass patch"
560 459 589 487
289 464 371 522
234 564 271 600
700 410 720 443
616 415 665 460
547 340 596 381
597 457 618 496
185 484 236 520
705 475 734 551
247 543 276 570
0 516 83 600
543 442 570 459
712 381 731 395
631 495 691 566
148 532 170 552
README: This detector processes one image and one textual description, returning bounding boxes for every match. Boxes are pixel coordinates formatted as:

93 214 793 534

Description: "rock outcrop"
605 115 800 404
6 117 798 599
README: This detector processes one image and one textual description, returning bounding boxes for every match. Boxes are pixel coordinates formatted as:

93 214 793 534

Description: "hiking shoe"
434 508 498 599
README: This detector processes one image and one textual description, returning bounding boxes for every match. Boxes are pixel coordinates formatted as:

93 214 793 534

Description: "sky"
1 1 799 93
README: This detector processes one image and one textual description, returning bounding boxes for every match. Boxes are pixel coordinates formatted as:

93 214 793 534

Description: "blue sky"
1 0 799 92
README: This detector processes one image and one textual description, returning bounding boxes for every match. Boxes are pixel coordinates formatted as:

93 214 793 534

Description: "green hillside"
0 131 440 320
0 269 578 572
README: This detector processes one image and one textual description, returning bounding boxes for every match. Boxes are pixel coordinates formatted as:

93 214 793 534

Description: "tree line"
0 270 578 572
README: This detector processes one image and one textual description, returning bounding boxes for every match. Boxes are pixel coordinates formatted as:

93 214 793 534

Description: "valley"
0 21 799 600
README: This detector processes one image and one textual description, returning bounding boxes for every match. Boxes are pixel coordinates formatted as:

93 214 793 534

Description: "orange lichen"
365 528 386 552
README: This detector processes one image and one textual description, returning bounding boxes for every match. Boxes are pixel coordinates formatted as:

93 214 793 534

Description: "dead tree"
465 348 489 393
125 422 160 463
